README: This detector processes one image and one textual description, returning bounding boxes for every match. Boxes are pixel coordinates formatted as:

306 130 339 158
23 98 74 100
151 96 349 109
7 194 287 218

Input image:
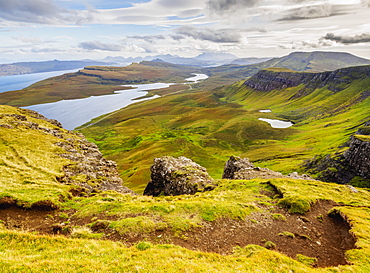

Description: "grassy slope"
0 105 78 207
1 178 370 272
1 56 370 271
228 75 370 174
80 68 370 193
79 88 296 193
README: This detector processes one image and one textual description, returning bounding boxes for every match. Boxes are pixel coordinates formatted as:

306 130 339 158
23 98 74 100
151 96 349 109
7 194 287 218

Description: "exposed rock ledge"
304 132 370 186
244 65 370 93
223 156 314 181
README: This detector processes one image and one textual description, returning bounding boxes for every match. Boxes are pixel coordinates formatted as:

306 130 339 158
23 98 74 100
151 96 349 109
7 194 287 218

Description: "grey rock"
144 156 215 196
223 156 315 180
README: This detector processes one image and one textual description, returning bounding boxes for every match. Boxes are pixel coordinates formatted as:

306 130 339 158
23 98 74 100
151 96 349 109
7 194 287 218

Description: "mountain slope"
260 51 370 72
79 65 370 193
1 110 370 270
224 65 370 183
1 67 370 271
200 51 370 87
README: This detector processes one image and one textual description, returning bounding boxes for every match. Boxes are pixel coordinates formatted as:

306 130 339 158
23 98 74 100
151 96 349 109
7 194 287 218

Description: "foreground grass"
0 230 325 273
1 178 370 272
62 179 265 235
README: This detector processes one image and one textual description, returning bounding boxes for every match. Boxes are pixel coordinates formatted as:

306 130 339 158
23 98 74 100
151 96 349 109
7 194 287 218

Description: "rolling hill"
0 50 370 272
1 104 370 272
200 51 370 87
76 64 370 194
0 61 198 107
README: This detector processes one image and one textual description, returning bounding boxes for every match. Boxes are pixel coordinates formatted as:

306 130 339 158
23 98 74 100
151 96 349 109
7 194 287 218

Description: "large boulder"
144 156 215 196
223 156 313 180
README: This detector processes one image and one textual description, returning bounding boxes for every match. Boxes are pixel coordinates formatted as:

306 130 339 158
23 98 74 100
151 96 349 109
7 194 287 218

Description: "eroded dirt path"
0 199 355 268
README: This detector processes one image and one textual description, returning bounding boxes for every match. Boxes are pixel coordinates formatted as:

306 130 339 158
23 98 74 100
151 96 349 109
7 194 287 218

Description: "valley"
0 51 369 272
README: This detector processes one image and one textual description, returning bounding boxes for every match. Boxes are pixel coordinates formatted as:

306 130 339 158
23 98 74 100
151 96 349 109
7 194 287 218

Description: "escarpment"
343 136 370 179
305 121 370 187
244 65 370 93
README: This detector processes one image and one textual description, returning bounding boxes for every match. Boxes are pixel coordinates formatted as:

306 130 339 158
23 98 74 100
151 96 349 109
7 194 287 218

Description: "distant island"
0 59 111 76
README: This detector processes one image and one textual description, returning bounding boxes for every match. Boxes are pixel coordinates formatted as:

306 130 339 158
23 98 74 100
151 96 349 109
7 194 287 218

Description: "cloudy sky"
0 0 369 62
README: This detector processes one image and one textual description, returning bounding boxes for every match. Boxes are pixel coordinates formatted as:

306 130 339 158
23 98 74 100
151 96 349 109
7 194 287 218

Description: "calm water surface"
25 73 209 130
0 69 81 93
258 118 293 129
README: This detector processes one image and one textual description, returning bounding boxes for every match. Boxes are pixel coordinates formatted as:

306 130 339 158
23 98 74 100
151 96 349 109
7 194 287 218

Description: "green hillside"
0 106 370 271
1 52 370 272
79 65 370 193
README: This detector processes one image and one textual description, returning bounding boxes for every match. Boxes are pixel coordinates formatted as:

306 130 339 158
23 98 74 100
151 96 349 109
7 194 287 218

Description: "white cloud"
78 41 122 51
0 0 82 25
13 36 44 43
175 25 241 43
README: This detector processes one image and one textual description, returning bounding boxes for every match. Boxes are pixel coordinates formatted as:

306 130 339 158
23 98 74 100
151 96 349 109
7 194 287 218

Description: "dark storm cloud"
78 41 122 51
206 0 259 15
175 25 241 43
322 33 370 44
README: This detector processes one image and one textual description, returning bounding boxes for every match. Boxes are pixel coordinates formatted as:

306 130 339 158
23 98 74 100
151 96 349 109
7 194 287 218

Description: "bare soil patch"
0 200 355 268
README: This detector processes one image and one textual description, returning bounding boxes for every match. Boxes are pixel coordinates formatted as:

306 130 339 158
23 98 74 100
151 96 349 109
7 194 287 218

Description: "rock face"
343 136 370 179
56 136 135 195
144 156 215 196
223 156 313 180
305 129 370 186
244 65 370 93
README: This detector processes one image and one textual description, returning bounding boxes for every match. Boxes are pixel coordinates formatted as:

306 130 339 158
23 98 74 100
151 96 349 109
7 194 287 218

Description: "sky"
0 0 369 63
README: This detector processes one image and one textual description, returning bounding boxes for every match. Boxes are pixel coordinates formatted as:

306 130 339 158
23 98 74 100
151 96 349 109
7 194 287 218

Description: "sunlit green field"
80 69 370 193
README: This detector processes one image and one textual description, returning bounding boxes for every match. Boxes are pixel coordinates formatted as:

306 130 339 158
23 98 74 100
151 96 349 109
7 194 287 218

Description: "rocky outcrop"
223 156 255 179
304 127 370 186
2 108 134 195
223 156 314 180
56 137 135 195
244 65 370 93
144 156 215 196
343 136 370 179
